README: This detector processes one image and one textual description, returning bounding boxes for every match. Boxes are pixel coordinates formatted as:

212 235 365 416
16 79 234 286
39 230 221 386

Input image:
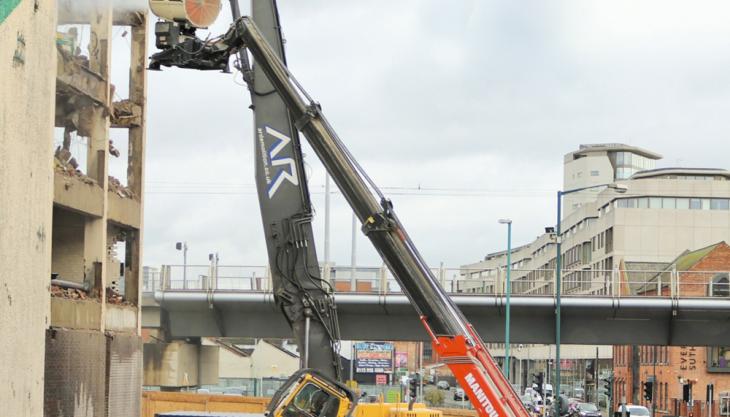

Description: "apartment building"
461 143 730 296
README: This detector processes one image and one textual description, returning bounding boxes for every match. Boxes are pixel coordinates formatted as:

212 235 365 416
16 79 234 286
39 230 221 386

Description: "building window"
658 383 663 410
689 198 710 210
605 228 614 253
591 170 600 176
708 347 730 372
711 273 730 297
712 199 730 210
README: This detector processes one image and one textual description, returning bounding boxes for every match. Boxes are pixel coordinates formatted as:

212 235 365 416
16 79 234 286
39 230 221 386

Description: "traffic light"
643 380 654 401
532 372 544 396
601 377 613 400
409 374 418 400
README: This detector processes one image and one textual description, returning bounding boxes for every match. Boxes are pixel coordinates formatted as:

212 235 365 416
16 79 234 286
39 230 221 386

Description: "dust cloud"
58 0 149 17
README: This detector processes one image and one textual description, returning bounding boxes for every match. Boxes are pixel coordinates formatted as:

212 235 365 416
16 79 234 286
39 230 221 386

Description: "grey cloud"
142 0 730 269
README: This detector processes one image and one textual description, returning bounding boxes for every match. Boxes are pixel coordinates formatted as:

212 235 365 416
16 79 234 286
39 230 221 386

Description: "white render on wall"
0 1 57 416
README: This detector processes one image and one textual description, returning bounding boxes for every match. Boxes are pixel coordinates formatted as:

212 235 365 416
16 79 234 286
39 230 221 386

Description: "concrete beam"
51 297 102 330
53 171 104 217
56 56 107 108
107 193 141 229
147 292 730 346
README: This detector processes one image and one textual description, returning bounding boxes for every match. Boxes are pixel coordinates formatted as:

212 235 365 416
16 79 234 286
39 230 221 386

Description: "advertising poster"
355 342 394 373
395 351 408 369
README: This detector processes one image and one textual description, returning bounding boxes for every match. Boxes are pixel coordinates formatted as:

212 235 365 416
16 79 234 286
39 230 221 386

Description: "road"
433 386 474 410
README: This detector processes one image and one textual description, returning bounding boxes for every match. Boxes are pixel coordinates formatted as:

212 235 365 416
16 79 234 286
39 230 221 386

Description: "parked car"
622 404 651 416
437 380 450 390
222 387 245 396
454 388 468 401
572 388 586 401
521 394 542 415
570 402 601 417
554 395 573 416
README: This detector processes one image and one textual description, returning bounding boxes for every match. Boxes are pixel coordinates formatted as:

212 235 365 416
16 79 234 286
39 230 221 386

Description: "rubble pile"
108 176 136 199
51 284 89 300
111 99 138 124
55 155 96 184
105 287 128 305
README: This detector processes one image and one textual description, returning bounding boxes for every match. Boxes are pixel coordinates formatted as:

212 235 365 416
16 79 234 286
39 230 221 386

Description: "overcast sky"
135 0 730 270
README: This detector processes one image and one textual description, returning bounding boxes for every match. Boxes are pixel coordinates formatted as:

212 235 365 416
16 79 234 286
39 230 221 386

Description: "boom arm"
246 0 342 382
150 0 343 380
150 13 529 417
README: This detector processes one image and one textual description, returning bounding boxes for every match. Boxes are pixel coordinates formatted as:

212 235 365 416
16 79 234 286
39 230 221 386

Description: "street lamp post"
499 218 513 380
176 241 188 288
554 183 627 416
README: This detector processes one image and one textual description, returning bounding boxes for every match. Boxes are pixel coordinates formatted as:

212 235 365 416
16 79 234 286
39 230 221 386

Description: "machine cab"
266 369 357 417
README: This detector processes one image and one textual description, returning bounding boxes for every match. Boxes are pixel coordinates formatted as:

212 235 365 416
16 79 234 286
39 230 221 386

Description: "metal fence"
144 264 730 299
195 377 288 397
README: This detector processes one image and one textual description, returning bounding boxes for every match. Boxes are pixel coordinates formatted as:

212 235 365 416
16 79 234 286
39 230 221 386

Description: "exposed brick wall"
394 341 421 372
334 280 373 292
678 242 730 297
613 242 730 417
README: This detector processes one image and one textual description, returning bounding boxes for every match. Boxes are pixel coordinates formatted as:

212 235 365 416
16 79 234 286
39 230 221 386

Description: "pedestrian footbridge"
143 291 730 345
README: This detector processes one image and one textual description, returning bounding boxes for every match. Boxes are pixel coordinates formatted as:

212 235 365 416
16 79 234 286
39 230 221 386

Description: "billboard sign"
355 342 394 373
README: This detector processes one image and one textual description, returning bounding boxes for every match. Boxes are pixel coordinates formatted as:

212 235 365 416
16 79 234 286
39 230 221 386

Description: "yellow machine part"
354 402 442 417
269 372 355 417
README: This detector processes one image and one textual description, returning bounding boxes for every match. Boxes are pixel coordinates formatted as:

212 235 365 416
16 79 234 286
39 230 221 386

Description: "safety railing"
144 264 730 299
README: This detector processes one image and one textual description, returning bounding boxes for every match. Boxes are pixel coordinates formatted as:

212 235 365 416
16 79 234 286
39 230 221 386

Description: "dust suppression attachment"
149 0 222 28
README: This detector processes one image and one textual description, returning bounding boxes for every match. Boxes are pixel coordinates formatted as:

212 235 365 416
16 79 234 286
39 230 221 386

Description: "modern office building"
563 143 661 218
460 143 730 296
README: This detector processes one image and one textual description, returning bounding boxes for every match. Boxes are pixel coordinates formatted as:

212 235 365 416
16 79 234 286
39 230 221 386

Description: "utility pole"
499 218 513 380
176 241 188 288
595 346 599 404
350 342 355 383
350 212 357 292
324 173 331 267
418 341 424 402
554 184 627 417
632 345 640 405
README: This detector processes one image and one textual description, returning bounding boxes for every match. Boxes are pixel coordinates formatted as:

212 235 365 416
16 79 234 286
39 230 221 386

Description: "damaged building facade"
1 1 149 416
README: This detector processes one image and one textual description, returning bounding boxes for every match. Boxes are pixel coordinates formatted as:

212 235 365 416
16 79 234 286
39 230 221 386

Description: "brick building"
613 242 730 417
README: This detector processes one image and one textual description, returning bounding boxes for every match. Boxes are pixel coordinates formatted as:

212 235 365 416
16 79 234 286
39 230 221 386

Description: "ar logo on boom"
262 125 299 198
